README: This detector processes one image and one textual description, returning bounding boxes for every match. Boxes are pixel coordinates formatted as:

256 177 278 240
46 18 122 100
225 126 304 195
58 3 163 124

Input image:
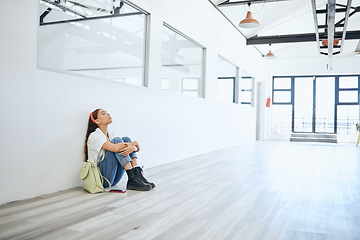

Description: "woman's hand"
119 144 136 156
132 141 140 152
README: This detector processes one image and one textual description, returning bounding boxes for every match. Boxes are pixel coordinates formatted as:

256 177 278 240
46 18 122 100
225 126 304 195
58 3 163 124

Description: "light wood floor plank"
1 141 360 240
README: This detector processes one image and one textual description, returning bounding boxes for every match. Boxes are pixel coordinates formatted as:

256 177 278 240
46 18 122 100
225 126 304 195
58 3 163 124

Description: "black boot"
134 166 155 188
126 168 152 191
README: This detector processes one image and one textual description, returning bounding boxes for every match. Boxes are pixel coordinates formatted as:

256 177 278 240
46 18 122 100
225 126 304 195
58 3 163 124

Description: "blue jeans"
97 137 137 188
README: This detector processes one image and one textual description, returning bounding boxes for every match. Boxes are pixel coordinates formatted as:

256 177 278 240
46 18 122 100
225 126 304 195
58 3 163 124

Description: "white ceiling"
211 0 360 59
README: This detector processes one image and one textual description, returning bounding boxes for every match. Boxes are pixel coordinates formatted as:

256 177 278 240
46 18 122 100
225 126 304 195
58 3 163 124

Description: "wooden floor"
1 141 360 240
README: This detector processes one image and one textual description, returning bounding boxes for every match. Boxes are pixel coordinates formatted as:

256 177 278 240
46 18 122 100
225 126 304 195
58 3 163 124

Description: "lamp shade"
239 11 259 28
264 50 276 58
322 39 340 46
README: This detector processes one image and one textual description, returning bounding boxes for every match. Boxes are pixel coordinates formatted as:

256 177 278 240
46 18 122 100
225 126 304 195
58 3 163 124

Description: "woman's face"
96 109 112 125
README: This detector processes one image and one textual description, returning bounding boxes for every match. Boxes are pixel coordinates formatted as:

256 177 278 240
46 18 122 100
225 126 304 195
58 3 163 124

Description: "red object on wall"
266 97 271 108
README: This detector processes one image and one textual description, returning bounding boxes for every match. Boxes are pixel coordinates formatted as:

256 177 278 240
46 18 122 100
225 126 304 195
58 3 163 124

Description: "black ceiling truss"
40 0 87 19
246 2 359 46
247 30 360 45
245 0 358 70
40 7 53 24
39 0 125 24
217 0 291 7
66 0 109 13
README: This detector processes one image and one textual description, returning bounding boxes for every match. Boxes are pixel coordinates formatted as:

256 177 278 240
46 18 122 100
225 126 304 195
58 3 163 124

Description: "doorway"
293 76 335 133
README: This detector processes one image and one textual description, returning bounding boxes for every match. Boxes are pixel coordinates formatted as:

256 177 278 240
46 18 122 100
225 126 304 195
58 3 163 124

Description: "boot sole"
127 185 152 191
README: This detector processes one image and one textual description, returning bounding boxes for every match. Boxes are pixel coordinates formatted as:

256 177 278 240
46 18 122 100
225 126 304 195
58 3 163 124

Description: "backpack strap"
92 149 111 192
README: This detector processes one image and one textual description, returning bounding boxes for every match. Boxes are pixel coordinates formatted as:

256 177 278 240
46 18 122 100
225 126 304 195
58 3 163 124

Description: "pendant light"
239 3 259 28
264 44 276 58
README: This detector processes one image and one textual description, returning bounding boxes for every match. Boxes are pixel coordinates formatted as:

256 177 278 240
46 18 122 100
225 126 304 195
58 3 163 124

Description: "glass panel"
315 77 335 133
38 3 148 86
161 78 169 90
339 91 359 103
339 76 358 89
217 56 237 103
217 56 236 78
273 77 291 89
161 24 204 97
294 77 313 132
240 91 252 104
240 77 253 105
271 105 292 133
39 0 138 23
273 91 291 103
112 78 125 83
217 78 235 103
124 77 141 86
337 105 360 134
241 78 252 89
182 78 198 90
182 91 198 97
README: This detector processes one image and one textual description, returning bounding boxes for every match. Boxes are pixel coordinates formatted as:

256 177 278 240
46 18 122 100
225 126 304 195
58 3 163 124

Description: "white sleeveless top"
87 128 114 163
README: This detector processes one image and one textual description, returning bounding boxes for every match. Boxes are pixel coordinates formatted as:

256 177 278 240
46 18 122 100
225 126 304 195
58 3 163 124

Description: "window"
271 105 292 133
38 0 149 86
161 23 205 97
271 75 360 135
337 76 359 134
338 76 359 104
339 76 358 88
161 78 169 91
272 77 293 133
240 76 253 105
315 77 335 133
217 56 238 103
182 78 200 97
273 77 292 104
337 105 359 134
339 91 358 103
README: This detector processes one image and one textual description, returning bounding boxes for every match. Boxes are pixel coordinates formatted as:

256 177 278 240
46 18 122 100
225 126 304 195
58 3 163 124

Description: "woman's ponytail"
84 109 100 161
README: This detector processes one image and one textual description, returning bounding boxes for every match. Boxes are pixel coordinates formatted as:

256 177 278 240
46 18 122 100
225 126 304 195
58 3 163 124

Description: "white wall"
257 55 360 142
0 0 259 204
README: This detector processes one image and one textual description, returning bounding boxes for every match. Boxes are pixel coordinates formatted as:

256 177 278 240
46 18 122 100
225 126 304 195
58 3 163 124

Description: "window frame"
181 77 201 97
218 77 236 103
217 55 239 104
337 76 359 105
161 22 206 98
240 76 254 105
37 0 150 87
272 77 293 105
271 75 360 134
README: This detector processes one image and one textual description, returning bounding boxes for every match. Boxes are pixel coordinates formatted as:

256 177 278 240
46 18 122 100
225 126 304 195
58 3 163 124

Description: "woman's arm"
126 141 140 152
101 141 138 156
101 141 128 152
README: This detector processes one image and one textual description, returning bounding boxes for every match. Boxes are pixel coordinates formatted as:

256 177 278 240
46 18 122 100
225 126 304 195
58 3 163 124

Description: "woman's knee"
122 136 132 143
111 137 124 144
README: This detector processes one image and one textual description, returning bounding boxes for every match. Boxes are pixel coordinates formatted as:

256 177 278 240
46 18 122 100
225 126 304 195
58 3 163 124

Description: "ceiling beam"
327 0 336 71
40 0 86 18
318 24 344 28
246 31 360 45
311 0 321 55
316 8 347 14
356 41 360 52
340 0 352 54
217 0 290 7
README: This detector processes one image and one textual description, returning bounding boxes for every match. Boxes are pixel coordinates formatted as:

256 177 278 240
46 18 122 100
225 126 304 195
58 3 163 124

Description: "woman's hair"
84 109 100 161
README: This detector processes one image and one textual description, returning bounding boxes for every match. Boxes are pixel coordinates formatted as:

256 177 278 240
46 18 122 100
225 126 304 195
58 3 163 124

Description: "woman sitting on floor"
84 108 155 191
